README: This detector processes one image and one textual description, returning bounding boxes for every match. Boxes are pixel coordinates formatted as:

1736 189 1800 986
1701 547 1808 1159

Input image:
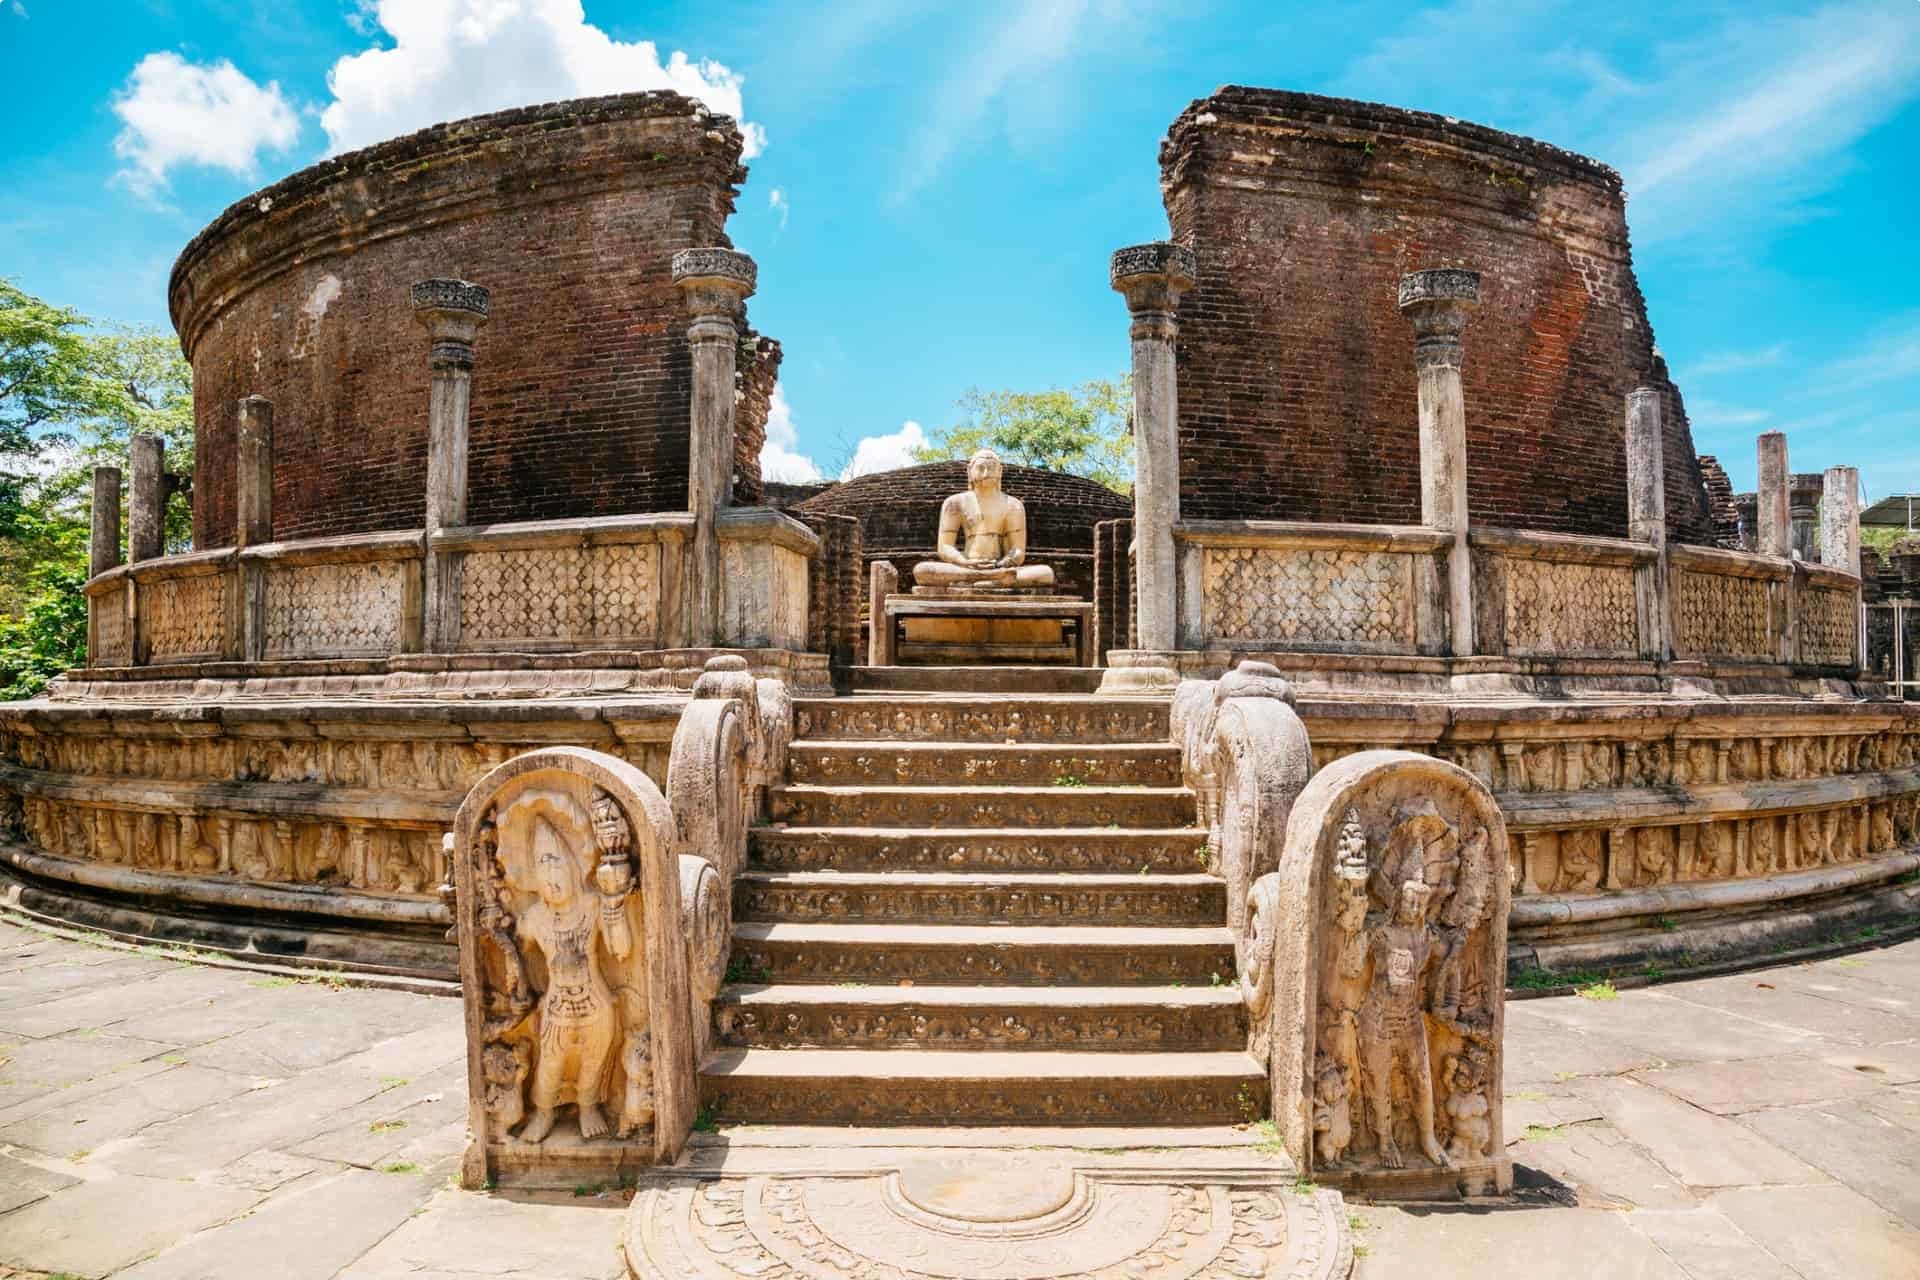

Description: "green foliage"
0 280 193 698
914 376 1133 492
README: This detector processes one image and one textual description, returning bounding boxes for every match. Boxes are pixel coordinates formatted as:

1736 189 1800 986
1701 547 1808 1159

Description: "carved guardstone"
452 746 696 1188
1263 749 1512 1197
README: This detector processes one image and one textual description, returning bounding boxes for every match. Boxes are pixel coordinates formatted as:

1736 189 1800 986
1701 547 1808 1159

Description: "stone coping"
1669 542 1795 581
1173 518 1451 552
0 841 447 927
1469 525 1657 566
430 512 694 551
715 505 822 557
1511 844 1920 928
237 528 427 566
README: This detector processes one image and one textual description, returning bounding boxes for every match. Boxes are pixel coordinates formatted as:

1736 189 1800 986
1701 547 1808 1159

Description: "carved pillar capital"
1111 242 1195 342
1397 269 1481 370
411 279 491 369
672 248 757 342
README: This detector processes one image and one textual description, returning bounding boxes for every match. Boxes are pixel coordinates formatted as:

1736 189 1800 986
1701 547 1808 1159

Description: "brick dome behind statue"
795 461 1131 599
170 92 777 550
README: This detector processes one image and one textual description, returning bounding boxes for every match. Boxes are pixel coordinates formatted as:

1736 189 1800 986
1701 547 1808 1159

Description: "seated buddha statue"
912 449 1056 590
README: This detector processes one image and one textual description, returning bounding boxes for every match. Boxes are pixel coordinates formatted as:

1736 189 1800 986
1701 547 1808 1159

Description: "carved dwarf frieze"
1265 751 1510 1193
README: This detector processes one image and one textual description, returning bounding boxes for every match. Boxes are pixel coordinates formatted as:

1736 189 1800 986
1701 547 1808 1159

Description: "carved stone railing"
1795 562 1860 669
1669 544 1790 664
79 507 820 670
1175 521 1452 656
241 530 425 661
1469 528 1654 660
435 514 691 653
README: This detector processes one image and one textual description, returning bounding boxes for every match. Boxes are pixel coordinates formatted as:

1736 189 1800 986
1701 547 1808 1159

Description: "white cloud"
843 421 927 479
1816 314 1920 394
320 0 765 158
768 186 789 229
110 52 300 200
9 2 27 17
758 383 823 484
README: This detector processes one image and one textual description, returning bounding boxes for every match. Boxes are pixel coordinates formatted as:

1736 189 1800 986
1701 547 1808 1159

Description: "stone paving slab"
3 918 1920 1278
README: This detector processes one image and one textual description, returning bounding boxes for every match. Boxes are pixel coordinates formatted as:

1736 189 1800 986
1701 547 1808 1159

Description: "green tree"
0 280 193 698
914 376 1133 493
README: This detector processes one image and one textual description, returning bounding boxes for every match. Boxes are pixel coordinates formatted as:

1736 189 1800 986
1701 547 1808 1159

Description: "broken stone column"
128 433 166 563
1756 432 1790 558
1398 269 1480 656
1821 465 1860 577
234 396 274 659
89 466 122 578
1110 242 1195 656
672 248 758 648
235 396 274 548
412 279 490 651
1790 473 1823 561
1625 389 1670 660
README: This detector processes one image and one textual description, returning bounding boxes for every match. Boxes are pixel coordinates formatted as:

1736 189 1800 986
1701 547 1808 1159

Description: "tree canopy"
0 280 192 698
913 376 1133 493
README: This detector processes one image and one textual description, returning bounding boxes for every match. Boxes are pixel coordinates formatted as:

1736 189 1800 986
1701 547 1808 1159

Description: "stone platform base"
880 593 1093 667
625 1132 1352 1279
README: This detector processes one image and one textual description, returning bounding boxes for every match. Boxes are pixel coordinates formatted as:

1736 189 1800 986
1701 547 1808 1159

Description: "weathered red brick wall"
733 336 780 508
795 462 1131 602
1092 517 1135 661
171 93 763 549
1162 88 1715 545
792 511 862 669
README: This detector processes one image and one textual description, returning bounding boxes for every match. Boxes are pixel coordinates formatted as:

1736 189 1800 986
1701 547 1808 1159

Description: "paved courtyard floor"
0 917 1915 1279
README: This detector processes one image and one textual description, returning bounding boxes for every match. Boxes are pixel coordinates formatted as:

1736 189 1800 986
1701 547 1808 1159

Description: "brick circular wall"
1164 87 1714 544
795 462 1131 599
170 92 765 549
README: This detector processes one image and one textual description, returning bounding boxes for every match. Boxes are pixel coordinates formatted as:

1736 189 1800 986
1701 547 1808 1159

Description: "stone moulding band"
1510 845 1920 927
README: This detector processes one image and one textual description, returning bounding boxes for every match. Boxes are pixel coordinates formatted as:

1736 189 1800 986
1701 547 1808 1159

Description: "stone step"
714 983 1247 1052
733 870 1226 927
848 665 1106 695
730 922 1237 986
793 697 1170 745
749 826 1212 874
788 740 1182 788
770 784 1196 830
699 1049 1269 1126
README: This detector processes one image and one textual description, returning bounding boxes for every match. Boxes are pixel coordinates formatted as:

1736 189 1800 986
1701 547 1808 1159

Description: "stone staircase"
698 684 1268 1127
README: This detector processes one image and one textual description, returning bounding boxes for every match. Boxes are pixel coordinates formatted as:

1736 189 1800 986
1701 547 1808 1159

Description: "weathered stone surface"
0 1170 263 1276
1581 1076 1822 1189
1627 1207 1801 1280
1710 1184 1920 1280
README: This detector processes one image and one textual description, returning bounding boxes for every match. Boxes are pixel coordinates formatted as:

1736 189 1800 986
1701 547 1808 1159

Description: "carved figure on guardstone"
1312 1050 1353 1168
1443 1046 1493 1163
1351 877 1447 1170
514 807 632 1144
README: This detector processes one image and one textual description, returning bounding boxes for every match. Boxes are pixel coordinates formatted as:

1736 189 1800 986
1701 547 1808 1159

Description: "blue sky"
4 0 1919 501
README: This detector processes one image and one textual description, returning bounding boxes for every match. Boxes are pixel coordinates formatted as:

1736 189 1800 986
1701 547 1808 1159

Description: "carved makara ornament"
1265 750 1511 1192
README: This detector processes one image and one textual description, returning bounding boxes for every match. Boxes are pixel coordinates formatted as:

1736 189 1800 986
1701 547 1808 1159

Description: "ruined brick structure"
794 461 1130 602
733 336 781 507
1697 455 1741 547
172 93 774 548
1163 88 1714 544
792 511 863 670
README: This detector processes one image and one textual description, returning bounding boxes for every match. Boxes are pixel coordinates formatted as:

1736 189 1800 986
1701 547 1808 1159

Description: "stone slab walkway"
0 917 1915 1278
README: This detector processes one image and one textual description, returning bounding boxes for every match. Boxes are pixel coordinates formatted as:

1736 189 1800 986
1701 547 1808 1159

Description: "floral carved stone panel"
143 572 227 662
1503 558 1637 656
1202 547 1414 650
1674 570 1773 661
1798 585 1856 667
264 560 408 658
1263 750 1510 1195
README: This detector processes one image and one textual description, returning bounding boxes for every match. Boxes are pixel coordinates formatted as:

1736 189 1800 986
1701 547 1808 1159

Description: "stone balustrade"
80 507 818 669
1468 528 1657 661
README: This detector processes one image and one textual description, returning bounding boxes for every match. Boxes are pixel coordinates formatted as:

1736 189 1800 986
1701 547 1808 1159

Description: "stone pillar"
1756 432 1790 558
234 396 274 659
869 560 898 666
1398 269 1481 656
89 466 122 578
235 396 274 548
1625 388 1670 660
672 248 757 648
412 279 490 651
1110 242 1195 656
128 433 166 563
1790 473 1822 561
1821 465 1860 577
